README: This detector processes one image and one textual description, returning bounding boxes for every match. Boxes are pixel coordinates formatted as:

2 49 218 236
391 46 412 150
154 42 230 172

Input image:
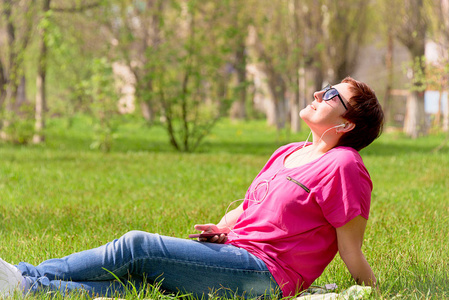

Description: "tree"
228 0 251 121
394 0 428 138
247 1 297 130
374 0 404 124
0 0 36 142
428 0 449 132
428 0 449 151
285 0 302 132
246 0 371 132
148 0 236 151
32 0 104 144
82 57 120 152
324 0 370 82
290 0 326 132
103 0 165 124
33 0 51 144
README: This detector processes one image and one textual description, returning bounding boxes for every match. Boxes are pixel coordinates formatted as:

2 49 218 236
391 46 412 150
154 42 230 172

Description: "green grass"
1 116 448 299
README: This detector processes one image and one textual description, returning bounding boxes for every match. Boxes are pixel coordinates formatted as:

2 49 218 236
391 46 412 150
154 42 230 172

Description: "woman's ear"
337 122 355 133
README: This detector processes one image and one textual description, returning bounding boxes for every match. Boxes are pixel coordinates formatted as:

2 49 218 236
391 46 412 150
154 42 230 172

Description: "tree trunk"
140 101 154 123
383 31 394 123
403 54 427 138
33 69 46 143
290 67 304 133
33 0 51 144
1 0 16 139
395 0 427 137
270 75 287 130
16 76 27 108
137 78 155 124
1 0 35 140
313 66 324 93
230 33 247 120
0 82 17 140
403 91 426 138
290 91 300 132
435 88 442 127
0 58 6 109
443 90 449 132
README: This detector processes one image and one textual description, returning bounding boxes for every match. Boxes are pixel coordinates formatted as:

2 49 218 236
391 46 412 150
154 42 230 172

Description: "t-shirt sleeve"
316 151 373 228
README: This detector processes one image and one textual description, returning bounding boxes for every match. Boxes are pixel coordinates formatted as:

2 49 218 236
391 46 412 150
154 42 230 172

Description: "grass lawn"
0 116 448 299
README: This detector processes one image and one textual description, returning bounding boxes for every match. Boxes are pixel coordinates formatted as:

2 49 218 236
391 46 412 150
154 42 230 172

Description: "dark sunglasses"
322 84 348 110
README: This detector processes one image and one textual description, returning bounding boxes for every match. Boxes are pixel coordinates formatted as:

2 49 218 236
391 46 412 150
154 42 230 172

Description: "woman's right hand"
193 223 228 243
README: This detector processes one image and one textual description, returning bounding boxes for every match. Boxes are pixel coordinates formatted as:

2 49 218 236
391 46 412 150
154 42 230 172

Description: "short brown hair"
336 77 384 151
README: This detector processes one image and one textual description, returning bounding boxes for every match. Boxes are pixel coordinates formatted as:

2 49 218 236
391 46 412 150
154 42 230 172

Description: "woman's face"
300 82 352 132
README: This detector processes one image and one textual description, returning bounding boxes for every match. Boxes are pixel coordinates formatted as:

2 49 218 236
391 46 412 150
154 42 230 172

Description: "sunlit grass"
1 116 448 299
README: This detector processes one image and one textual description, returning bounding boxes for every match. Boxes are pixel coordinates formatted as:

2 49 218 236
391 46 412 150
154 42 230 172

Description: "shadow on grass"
2 115 448 157
361 139 449 157
96 136 449 157
3 135 447 159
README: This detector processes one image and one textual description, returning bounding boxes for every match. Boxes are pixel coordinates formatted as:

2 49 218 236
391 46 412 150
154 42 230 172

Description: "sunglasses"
322 84 348 110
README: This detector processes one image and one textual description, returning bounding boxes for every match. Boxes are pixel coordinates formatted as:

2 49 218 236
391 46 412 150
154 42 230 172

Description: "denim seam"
146 256 271 274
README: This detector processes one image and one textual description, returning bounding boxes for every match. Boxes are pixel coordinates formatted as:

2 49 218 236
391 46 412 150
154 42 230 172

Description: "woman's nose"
313 90 324 102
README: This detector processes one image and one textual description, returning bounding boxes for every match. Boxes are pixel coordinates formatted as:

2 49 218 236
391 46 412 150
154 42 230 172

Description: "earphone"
318 124 345 136
332 124 346 133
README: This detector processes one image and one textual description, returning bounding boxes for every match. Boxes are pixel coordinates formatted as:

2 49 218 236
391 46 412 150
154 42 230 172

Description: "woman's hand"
193 223 228 243
192 203 243 244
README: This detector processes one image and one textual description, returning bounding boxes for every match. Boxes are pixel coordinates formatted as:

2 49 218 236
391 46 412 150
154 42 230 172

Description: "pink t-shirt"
226 142 372 296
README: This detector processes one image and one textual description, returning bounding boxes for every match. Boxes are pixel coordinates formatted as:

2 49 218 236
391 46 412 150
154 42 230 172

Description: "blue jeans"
17 231 281 298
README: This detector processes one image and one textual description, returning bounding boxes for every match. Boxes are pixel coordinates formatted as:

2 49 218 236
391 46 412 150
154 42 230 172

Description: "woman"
0 77 383 299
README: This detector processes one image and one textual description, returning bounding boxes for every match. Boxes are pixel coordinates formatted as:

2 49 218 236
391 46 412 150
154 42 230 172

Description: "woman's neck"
284 142 332 169
284 128 341 169
310 131 340 154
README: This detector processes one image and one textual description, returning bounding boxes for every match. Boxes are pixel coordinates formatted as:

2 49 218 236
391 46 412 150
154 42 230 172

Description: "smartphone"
188 233 228 239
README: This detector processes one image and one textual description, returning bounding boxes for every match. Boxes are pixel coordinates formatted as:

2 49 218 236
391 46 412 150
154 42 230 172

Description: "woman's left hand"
193 223 228 243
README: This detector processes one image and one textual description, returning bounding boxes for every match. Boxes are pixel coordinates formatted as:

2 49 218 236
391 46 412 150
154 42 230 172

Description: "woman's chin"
299 108 310 121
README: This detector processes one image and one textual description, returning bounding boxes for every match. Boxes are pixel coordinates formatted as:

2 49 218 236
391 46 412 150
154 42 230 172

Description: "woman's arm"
194 203 244 243
215 202 245 231
336 215 377 287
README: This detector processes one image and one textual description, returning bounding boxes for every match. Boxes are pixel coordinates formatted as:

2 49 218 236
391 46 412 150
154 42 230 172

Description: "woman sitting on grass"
0 76 384 299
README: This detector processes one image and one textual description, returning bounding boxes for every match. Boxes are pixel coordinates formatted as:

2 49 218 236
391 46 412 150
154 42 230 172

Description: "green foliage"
76 57 120 152
41 2 113 121
41 10 67 65
146 1 235 152
2 0 449 153
0 106 35 144
407 56 427 92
